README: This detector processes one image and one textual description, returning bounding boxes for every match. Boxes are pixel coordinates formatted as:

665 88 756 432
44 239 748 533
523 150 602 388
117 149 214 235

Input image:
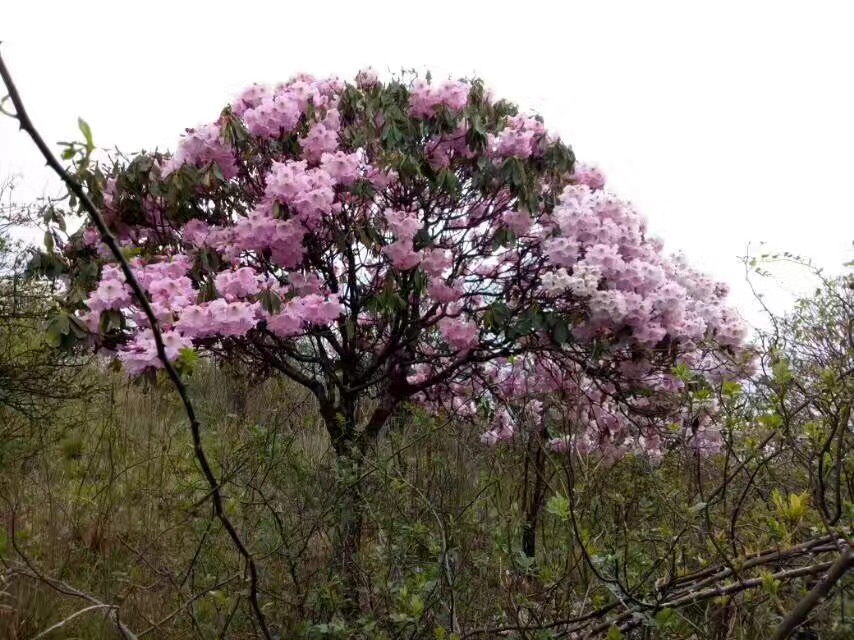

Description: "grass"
0 362 850 639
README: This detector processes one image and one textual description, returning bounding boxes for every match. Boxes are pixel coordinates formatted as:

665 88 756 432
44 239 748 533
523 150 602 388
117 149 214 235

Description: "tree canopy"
42 70 749 458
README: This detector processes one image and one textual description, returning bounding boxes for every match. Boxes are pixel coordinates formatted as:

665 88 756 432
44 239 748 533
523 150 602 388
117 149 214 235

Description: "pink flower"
384 209 421 240
243 94 302 138
479 407 515 445
438 317 478 351
301 122 339 162
82 227 101 247
164 123 237 179
543 237 579 267
175 305 211 338
215 267 262 300
501 209 532 235
383 240 422 270
367 167 398 189
297 294 344 324
355 67 379 89
232 83 273 117
548 436 572 453
264 293 343 336
540 268 572 294
88 276 132 311
573 163 606 190
320 150 362 186
208 300 259 336
264 161 336 229
148 276 195 309
409 80 470 118
420 248 452 277
438 81 470 112
489 115 545 159
118 329 191 375
428 279 463 303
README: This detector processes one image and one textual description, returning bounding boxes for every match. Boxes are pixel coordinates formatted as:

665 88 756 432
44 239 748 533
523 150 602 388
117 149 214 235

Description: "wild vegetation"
0 61 850 639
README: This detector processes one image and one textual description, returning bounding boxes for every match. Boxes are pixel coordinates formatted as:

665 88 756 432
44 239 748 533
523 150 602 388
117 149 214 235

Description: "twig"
7 561 138 640
137 573 241 637
581 559 840 638
769 543 853 640
0 48 273 640
31 604 116 640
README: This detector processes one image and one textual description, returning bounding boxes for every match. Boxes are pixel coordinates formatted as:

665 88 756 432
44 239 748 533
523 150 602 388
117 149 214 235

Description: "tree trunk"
321 395 397 617
334 446 364 618
522 428 548 560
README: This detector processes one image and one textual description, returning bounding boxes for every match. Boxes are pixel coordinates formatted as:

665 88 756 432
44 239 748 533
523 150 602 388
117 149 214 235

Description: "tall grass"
0 362 850 639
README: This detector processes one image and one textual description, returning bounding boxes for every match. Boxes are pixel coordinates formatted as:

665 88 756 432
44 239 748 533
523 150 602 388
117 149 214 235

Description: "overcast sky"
2 1 852 328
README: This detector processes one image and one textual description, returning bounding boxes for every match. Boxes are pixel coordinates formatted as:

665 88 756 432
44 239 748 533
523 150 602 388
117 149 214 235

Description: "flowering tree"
42 69 749 597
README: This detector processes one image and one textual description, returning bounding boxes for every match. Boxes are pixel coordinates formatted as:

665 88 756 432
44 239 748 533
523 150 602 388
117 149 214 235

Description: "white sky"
2 0 852 329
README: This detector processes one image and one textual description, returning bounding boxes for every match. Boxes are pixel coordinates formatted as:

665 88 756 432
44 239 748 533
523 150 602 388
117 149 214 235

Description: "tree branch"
769 542 853 640
0 49 274 640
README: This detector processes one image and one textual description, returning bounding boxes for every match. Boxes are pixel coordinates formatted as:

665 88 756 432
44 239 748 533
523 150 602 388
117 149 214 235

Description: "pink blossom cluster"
215 267 263 300
161 123 237 179
501 209 533 236
539 183 748 349
426 123 477 170
571 163 606 190
479 407 516 445
233 75 343 139
119 329 193 376
457 356 681 463
265 294 345 338
355 67 379 90
489 115 547 159
438 316 479 351
175 300 260 338
264 160 338 229
85 264 132 313
381 209 423 270
408 79 471 118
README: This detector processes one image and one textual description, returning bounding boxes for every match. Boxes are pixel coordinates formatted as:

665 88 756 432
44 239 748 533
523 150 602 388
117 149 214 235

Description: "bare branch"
769 542 853 640
0 49 274 640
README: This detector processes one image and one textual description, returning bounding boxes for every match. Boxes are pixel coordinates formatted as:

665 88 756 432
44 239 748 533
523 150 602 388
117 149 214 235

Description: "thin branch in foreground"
6 561 138 640
585 558 843 639
0 48 273 640
769 543 853 640
31 604 117 640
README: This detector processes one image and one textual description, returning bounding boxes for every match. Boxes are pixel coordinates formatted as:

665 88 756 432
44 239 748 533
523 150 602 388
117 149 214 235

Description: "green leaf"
772 360 793 386
654 608 676 628
491 227 514 250
689 501 708 514
99 309 123 334
67 316 89 339
672 362 693 382
552 318 570 344
722 380 742 396
484 301 510 330
176 348 198 374
78 117 94 153
258 288 282 315
409 594 424 616
605 626 624 640
437 169 460 195
545 494 570 521
45 312 71 347
759 569 780 596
